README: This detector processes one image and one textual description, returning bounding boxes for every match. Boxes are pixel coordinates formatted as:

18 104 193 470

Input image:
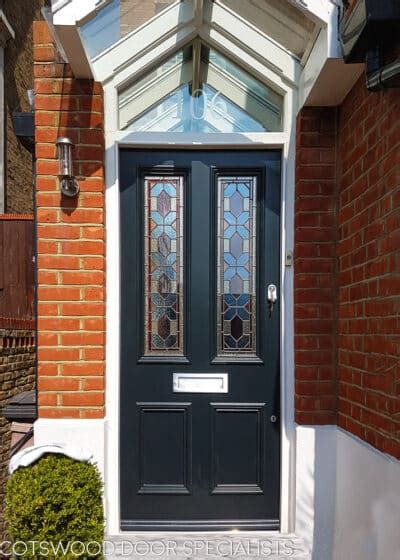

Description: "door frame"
104 135 296 536
104 62 297 534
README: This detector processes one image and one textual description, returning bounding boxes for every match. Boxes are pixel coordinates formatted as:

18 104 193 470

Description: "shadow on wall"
332 429 400 560
2 0 47 212
313 427 337 560
295 426 337 560
298 426 400 560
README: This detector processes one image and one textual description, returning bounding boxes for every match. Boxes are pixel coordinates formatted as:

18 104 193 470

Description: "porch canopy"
48 0 363 110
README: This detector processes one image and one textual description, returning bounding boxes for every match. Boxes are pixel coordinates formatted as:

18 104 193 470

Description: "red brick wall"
336 78 400 459
34 21 105 419
294 107 338 425
295 82 400 460
33 21 398 458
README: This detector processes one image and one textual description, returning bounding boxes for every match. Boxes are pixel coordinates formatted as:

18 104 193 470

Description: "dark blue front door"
120 150 281 531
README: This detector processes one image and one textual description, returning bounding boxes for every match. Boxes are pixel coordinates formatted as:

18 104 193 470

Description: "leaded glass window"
144 176 184 355
217 176 257 356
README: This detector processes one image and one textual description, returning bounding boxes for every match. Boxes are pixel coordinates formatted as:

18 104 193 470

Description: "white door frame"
104 77 297 534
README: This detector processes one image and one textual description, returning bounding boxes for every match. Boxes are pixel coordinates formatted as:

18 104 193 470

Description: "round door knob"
270 415 278 423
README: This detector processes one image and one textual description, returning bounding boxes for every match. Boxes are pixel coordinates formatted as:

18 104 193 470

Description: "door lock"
267 284 278 316
270 415 278 423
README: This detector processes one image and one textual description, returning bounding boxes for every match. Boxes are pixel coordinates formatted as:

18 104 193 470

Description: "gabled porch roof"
48 0 363 108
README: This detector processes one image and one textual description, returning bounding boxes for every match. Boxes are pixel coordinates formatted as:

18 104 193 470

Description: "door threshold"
121 519 280 531
105 531 310 559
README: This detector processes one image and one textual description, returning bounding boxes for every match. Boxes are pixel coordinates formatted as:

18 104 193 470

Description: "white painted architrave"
104 134 296 536
103 33 297 533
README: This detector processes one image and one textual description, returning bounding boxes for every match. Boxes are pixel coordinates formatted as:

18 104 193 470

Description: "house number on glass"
190 89 225 121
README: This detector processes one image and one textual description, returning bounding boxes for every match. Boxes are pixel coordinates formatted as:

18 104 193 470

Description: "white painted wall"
333 429 400 560
295 425 400 560
295 426 337 559
33 420 400 559
34 418 106 478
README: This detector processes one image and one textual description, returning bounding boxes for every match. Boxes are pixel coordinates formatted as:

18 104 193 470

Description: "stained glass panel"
217 177 257 356
144 176 184 355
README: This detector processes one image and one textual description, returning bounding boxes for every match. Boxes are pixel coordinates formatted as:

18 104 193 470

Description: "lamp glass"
58 142 73 177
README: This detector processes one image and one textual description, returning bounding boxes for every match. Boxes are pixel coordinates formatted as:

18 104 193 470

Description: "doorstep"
104 532 310 559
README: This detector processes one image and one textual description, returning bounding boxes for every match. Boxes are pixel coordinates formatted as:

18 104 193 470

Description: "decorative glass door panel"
144 176 184 356
217 176 258 358
120 150 281 531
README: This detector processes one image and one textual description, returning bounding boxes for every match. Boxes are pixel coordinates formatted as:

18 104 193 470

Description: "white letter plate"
173 373 228 393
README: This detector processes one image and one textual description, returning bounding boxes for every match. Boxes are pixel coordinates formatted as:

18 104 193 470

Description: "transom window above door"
118 41 284 132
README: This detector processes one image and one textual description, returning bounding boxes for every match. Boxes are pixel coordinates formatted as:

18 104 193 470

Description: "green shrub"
5 454 104 559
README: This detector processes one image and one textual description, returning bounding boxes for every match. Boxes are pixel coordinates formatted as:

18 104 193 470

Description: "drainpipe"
366 46 400 91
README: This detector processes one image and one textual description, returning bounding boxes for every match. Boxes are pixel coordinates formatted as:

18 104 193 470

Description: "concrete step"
104 533 311 559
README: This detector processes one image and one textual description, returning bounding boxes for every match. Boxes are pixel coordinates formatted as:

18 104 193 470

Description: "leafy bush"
5 454 104 559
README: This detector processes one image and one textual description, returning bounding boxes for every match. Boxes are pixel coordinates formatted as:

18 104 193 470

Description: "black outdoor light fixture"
56 137 80 197
340 0 400 90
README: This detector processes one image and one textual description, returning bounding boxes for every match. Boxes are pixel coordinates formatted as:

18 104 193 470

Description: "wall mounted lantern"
56 137 79 197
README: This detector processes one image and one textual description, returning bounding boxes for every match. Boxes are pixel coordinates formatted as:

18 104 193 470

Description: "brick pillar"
294 107 338 424
34 21 105 419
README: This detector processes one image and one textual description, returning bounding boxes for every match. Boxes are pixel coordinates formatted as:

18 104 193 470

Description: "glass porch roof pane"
79 0 178 60
220 0 316 59
118 44 283 132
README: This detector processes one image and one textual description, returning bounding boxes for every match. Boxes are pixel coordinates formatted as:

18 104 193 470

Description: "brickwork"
336 78 400 459
295 82 400 460
32 19 398 460
294 107 338 425
34 21 105 419
2 0 45 213
0 329 36 538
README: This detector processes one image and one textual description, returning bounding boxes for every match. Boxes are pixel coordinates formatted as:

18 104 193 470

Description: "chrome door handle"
267 284 277 316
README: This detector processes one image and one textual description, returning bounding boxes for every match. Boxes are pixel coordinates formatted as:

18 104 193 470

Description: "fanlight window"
118 43 283 132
